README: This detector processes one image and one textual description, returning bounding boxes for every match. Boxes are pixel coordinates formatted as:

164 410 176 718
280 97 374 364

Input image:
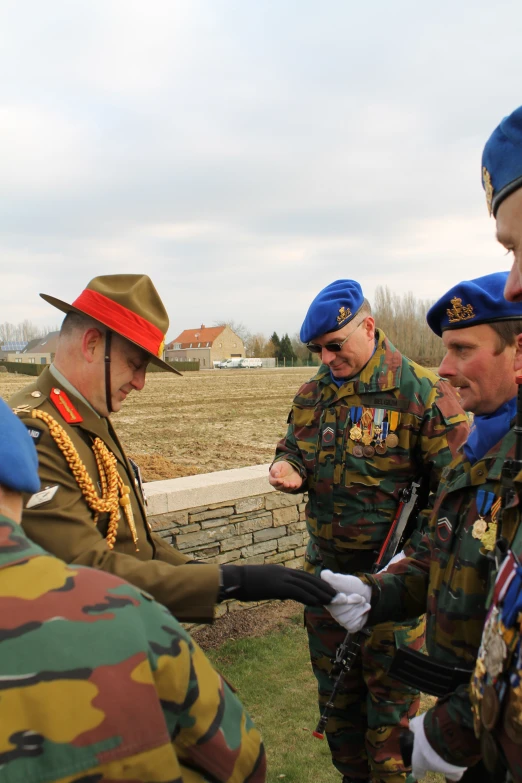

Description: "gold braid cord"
31 409 139 551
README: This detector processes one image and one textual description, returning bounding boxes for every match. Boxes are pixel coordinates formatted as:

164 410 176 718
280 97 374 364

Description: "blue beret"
427 271 522 337
300 280 364 343
0 398 40 494
482 105 522 217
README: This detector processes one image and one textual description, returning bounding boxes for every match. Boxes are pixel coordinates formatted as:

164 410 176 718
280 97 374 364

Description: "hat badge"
336 306 352 325
447 297 476 324
483 167 493 217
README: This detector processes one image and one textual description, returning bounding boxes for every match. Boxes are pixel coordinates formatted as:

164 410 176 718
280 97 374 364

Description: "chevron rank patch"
437 517 452 542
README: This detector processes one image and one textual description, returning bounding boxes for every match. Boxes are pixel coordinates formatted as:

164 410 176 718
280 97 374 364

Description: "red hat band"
72 288 165 358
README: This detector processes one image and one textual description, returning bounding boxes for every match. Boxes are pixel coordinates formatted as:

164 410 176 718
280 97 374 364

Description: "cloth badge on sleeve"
25 427 42 444
322 426 335 447
437 517 452 542
26 485 59 508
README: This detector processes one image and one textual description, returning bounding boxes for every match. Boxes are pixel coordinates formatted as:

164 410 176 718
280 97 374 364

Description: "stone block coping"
144 463 276 516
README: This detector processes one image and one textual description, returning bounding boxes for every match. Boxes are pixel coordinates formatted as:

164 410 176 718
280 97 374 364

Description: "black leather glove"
219 564 336 605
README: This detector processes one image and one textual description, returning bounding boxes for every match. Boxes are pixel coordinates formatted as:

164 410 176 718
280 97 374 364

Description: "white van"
217 359 242 369
239 358 263 369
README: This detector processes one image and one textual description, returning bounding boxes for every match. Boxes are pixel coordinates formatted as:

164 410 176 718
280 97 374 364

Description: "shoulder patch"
25 426 42 444
26 485 59 509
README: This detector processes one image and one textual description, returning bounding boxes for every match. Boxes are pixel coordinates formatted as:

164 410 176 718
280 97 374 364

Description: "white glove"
326 592 371 632
321 571 372 632
377 550 407 574
409 713 467 781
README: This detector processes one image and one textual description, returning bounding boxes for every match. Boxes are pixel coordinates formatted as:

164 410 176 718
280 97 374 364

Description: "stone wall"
144 464 308 618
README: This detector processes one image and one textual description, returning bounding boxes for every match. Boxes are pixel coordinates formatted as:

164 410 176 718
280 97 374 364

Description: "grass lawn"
206 612 443 783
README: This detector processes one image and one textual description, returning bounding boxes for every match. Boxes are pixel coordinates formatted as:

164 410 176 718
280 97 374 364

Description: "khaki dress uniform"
10 367 219 623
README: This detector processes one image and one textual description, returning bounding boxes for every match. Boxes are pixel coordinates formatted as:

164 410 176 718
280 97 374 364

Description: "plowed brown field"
0 368 314 481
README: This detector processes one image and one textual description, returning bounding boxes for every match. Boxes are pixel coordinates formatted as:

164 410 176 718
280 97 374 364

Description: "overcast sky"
1 0 520 341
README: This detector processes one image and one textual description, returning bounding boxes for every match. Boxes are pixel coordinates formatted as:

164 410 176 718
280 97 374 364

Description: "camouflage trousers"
305 607 425 783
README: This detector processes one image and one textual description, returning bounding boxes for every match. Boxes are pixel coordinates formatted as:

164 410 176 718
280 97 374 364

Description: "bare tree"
0 321 58 345
372 286 444 367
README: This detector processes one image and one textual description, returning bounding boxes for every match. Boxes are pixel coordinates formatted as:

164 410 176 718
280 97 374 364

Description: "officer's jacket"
368 429 520 766
9 368 219 622
0 514 266 783
273 330 468 573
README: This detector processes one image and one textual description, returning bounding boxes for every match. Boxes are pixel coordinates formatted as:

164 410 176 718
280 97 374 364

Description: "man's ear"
364 316 376 339
81 328 104 364
514 333 522 375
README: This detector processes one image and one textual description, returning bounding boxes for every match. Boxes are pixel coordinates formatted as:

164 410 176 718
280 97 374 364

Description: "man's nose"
504 258 522 302
438 353 456 379
321 347 337 363
132 367 147 390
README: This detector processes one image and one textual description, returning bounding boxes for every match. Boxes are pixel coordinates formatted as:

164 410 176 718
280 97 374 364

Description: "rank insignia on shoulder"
49 388 83 424
12 404 31 416
26 427 42 443
26 485 59 508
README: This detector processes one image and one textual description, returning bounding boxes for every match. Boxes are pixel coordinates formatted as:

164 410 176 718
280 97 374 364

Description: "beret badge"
483 167 493 217
447 297 476 324
336 306 352 325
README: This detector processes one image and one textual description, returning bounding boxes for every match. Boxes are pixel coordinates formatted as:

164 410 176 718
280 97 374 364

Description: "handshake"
218 565 372 629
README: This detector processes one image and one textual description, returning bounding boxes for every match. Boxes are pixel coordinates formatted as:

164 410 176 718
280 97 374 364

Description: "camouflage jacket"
0 514 266 783
470 509 522 782
273 330 468 574
367 428 522 767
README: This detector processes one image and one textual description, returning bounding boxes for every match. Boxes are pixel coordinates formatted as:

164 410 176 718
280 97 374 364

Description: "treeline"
372 286 444 367
0 320 58 345
220 286 445 368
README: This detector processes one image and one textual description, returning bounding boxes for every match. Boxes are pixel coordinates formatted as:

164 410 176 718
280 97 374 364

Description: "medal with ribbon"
472 490 501 552
385 411 400 448
349 407 363 442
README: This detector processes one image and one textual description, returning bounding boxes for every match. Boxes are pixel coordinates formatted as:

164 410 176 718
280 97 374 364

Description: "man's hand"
219 565 336 606
268 461 303 491
409 714 467 781
321 570 372 631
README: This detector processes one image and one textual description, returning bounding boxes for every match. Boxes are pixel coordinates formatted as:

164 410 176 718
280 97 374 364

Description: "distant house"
165 325 245 368
7 332 59 365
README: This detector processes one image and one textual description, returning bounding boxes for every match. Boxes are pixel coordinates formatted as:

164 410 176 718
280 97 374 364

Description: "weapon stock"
313 478 426 740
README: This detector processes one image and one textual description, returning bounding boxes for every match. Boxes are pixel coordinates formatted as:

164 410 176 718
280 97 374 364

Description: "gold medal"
472 518 488 538
350 425 362 441
385 433 399 448
361 431 372 446
481 523 497 552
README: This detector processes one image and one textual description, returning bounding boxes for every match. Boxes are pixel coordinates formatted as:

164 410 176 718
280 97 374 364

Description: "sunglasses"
306 320 364 354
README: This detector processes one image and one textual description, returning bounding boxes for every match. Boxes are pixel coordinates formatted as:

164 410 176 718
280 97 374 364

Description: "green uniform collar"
0 514 46 569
